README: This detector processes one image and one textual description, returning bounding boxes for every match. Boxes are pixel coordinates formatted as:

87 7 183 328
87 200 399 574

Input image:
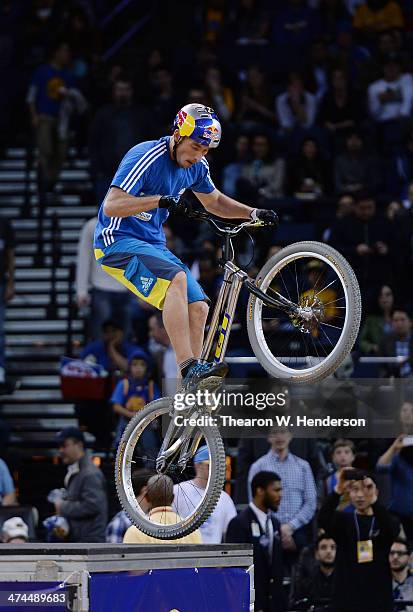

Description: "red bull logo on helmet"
176 110 187 128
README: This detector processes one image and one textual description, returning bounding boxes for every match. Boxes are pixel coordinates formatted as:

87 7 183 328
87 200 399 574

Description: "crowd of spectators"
2 2 413 611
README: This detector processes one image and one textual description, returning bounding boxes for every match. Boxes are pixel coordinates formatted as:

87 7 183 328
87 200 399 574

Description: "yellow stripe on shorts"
101 263 171 310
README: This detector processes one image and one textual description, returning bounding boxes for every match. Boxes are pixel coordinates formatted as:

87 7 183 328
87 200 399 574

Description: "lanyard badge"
354 512 375 564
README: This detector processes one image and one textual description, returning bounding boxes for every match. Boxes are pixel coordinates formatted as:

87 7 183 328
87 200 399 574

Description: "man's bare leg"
162 271 193 365
188 301 209 358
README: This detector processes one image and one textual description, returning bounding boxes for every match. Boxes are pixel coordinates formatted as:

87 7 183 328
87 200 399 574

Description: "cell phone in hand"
402 435 413 447
343 469 366 481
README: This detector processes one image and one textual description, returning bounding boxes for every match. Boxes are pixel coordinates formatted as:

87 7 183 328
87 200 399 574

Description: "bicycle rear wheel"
115 397 226 540
247 241 361 383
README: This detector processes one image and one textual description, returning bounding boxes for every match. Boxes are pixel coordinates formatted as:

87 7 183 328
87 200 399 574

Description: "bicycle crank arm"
244 278 298 315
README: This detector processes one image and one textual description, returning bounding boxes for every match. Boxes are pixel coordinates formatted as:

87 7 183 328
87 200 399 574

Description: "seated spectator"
360 29 412 89
222 134 250 197
289 534 336 610
54 428 108 543
237 65 275 127
359 284 394 354
248 427 317 554
105 469 153 543
353 0 404 42
287 138 330 199
368 54 413 151
319 469 399 612
368 54 413 122
1 517 29 544
322 193 356 241
334 131 380 195
318 68 361 150
194 253 223 302
323 439 356 511
378 309 413 377
123 474 202 544
377 434 413 540
110 349 160 451
76 218 134 341
276 73 317 133
238 133 285 203
88 76 152 204
203 66 234 122
226 471 287 612
225 0 271 44
0 458 16 506
81 319 138 375
173 445 236 544
390 538 413 610
273 0 319 52
329 193 393 298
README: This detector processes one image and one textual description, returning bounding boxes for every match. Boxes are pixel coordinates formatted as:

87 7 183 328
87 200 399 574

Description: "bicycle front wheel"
115 397 226 540
247 241 361 383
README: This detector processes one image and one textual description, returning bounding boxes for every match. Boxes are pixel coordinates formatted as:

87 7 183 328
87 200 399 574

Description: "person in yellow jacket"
123 474 202 544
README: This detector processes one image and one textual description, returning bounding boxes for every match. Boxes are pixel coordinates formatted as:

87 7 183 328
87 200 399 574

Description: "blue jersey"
94 136 215 249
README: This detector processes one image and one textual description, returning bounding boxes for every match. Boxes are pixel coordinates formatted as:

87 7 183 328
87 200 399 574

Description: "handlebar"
178 200 266 236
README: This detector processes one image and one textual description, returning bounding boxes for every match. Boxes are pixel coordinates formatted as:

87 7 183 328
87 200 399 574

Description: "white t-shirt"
368 76 413 122
173 481 237 544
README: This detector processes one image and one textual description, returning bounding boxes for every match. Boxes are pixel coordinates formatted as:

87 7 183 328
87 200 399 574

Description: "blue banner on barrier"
90 567 250 612
0 582 67 611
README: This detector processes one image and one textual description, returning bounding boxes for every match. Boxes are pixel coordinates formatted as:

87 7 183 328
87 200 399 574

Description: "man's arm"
2 491 17 506
103 187 162 218
193 188 254 219
377 435 404 468
59 473 105 519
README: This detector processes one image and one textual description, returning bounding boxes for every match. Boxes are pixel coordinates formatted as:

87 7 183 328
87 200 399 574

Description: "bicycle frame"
156 226 302 472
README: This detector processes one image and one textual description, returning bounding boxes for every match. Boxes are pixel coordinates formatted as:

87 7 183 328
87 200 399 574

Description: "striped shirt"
94 136 215 249
248 450 317 531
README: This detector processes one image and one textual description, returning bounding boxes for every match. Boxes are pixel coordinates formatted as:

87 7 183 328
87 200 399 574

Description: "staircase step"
2 404 74 416
5 334 82 346
5 320 82 332
6 417 77 431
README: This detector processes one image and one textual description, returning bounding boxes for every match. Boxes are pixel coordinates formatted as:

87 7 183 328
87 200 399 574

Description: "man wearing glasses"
390 538 413 612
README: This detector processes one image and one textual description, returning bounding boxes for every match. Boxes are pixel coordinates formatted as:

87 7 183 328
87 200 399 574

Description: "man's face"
236 135 249 157
268 429 292 453
389 542 410 571
379 33 396 55
174 134 209 169
194 461 210 486
149 316 169 346
337 196 355 217
392 311 411 337
252 136 269 160
333 445 354 468
356 199 375 221
59 438 83 465
400 402 413 429
315 538 336 566
113 81 133 106
262 481 282 512
384 62 400 82
54 43 71 67
349 479 376 512
346 134 362 153
102 324 123 345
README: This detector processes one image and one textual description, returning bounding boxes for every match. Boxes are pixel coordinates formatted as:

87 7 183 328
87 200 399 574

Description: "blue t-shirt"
0 458 15 501
30 64 76 117
110 377 160 412
94 136 215 249
80 340 138 371
377 454 413 517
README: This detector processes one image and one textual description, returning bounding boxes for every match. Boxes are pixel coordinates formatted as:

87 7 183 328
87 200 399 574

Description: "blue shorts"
94 238 208 310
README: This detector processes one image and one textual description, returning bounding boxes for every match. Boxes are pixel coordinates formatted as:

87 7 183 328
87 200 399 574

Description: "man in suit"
226 471 287 612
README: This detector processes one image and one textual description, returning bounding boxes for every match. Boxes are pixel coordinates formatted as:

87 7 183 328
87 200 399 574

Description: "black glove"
250 208 279 227
158 195 181 210
158 195 192 215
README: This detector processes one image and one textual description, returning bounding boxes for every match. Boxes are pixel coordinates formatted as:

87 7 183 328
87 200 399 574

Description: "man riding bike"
94 103 278 388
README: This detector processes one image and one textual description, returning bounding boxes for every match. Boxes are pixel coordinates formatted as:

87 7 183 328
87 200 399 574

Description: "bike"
116 207 361 539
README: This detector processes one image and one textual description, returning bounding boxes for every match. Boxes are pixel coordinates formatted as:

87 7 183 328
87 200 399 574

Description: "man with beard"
318 469 399 612
389 538 413 612
377 435 413 542
290 534 336 611
226 471 286 612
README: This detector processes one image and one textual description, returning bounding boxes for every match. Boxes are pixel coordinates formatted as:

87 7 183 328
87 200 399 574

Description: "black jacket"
226 506 287 612
318 491 399 612
60 454 108 543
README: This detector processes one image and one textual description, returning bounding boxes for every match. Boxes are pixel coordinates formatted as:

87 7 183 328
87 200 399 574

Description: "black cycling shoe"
181 359 228 391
